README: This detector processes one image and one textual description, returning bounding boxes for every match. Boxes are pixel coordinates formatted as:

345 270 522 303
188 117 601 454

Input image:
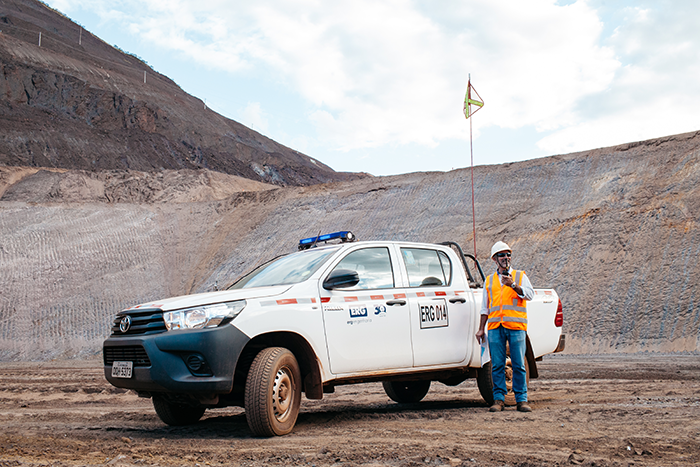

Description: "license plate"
111 361 133 378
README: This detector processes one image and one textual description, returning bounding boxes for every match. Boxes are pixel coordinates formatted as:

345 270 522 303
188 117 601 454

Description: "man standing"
475 241 535 412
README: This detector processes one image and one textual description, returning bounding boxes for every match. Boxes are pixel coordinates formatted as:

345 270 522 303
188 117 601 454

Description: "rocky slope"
0 165 276 203
1 131 699 359
0 0 364 185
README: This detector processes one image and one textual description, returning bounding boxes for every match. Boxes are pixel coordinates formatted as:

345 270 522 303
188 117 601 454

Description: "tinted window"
330 248 394 290
401 248 452 287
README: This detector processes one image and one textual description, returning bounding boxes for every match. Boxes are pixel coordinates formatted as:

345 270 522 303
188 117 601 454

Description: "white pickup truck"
103 232 565 436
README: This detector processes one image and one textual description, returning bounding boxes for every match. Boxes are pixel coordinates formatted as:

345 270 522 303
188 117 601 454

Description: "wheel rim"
505 356 514 392
272 366 294 422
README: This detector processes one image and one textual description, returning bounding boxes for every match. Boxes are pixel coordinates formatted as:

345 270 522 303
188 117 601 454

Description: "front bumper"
103 324 250 394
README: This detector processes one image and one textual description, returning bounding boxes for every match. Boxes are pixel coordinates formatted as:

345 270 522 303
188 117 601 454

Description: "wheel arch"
236 331 324 400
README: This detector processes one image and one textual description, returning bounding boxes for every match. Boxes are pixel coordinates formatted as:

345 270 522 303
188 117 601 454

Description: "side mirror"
323 269 360 290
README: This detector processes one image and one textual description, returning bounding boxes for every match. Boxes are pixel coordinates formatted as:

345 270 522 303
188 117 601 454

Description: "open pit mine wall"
1 132 699 360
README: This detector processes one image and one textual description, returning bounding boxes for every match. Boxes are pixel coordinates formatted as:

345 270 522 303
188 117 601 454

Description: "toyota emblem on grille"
119 315 132 333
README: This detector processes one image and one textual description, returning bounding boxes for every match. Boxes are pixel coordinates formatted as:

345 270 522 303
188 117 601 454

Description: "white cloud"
537 2 700 154
248 0 621 152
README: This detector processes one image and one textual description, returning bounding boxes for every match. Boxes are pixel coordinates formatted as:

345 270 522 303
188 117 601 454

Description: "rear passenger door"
400 247 471 367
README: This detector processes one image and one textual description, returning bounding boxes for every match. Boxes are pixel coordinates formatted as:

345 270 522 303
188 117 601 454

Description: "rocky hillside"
0 0 363 185
1 131 699 360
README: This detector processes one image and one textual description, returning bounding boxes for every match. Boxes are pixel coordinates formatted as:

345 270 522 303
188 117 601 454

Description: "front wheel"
245 347 302 436
152 397 205 426
383 380 431 403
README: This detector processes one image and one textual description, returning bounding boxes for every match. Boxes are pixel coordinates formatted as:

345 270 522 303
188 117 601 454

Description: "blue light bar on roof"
299 231 356 250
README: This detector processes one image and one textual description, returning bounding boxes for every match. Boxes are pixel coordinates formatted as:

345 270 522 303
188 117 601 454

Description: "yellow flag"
463 80 484 119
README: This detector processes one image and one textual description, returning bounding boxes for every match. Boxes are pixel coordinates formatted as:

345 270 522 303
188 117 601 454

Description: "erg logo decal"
419 299 448 329
349 307 368 318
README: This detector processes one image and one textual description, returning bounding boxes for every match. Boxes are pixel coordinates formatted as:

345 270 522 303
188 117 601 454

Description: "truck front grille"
103 345 151 366
111 308 166 336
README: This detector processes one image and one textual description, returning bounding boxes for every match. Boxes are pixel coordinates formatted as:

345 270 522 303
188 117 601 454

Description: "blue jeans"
488 325 528 403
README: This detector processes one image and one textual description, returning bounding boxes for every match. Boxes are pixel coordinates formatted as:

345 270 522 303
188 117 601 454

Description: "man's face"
493 250 511 271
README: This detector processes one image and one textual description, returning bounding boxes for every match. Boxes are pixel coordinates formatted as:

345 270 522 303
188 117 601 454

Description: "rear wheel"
504 356 530 406
245 347 302 436
152 397 205 426
476 361 494 406
383 380 431 403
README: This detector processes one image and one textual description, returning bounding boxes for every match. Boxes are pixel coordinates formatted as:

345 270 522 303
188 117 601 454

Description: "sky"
45 0 700 176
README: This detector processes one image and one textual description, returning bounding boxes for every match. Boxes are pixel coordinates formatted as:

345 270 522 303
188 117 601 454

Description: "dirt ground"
0 354 698 467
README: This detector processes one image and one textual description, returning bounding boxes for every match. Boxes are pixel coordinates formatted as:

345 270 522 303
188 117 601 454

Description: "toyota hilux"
103 231 564 436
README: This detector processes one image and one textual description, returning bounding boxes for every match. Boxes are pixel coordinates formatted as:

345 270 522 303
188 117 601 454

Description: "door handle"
386 299 406 306
449 297 466 303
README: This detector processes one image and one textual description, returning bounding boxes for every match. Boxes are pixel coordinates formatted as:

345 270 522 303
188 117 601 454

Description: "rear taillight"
554 298 563 327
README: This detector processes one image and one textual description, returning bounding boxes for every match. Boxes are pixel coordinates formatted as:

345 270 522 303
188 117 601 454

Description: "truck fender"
525 335 539 379
239 332 324 400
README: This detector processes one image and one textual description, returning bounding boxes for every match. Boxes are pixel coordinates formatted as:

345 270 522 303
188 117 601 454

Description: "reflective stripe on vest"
485 270 528 331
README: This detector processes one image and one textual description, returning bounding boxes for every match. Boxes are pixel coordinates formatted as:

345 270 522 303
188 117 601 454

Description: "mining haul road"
0 354 698 466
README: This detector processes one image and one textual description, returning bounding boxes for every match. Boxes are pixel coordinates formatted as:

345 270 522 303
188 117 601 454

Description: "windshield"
229 247 339 289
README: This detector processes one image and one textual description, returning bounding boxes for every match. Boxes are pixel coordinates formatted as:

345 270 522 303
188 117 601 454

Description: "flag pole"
469 75 477 259
464 74 483 259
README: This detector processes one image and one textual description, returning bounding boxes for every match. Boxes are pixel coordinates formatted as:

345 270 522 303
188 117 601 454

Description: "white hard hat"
491 241 511 258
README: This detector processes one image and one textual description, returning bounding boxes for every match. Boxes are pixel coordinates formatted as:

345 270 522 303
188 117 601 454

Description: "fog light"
184 354 212 376
186 354 204 371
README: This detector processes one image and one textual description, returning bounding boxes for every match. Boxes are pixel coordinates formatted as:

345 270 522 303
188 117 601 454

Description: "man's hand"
476 315 488 344
476 329 485 344
500 273 514 288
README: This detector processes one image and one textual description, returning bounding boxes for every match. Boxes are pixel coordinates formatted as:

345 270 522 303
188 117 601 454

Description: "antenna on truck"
463 74 484 259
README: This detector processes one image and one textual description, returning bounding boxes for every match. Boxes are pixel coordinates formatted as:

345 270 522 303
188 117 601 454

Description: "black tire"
245 347 302 436
476 361 494 406
152 397 205 426
382 380 431 403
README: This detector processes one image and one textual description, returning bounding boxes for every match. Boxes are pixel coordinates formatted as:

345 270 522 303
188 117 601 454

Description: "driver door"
320 246 413 374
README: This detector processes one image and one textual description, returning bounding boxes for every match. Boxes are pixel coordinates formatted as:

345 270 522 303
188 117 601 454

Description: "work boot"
516 402 532 412
489 400 505 412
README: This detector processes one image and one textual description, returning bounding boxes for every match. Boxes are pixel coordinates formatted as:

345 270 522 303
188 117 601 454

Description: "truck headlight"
163 300 246 331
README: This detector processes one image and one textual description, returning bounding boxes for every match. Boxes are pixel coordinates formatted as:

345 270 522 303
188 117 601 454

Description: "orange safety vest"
485 270 528 331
